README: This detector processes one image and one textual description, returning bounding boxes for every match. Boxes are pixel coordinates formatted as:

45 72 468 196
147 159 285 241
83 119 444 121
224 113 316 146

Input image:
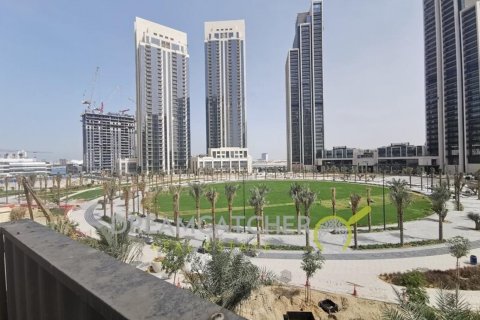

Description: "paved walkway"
67 175 480 307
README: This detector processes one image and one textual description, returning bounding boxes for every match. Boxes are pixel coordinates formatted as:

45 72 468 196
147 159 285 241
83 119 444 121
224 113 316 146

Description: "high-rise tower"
135 17 190 174
204 20 247 150
423 0 480 173
286 1 324 172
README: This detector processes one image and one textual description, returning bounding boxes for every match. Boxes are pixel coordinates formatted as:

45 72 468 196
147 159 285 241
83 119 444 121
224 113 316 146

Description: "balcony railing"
0 220 244 320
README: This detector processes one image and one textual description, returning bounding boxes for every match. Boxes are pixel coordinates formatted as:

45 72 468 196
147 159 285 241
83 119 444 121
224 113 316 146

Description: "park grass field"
153 180 431 227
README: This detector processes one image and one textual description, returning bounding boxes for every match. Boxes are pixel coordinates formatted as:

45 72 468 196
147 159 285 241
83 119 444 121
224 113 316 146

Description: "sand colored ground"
237 285 392 320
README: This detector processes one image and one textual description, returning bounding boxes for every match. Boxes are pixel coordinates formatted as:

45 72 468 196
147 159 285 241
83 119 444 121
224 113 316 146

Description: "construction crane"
93 102 104 114
119 108 130 115
82 66 100 110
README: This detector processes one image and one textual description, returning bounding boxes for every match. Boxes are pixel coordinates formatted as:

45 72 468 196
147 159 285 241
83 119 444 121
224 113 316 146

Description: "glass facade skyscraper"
286 1 324 171
204 20 247 150
135 17 191 174
423 0 480 172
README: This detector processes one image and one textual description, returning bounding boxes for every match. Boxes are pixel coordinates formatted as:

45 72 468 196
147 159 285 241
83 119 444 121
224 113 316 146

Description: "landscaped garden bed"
380 266 480 290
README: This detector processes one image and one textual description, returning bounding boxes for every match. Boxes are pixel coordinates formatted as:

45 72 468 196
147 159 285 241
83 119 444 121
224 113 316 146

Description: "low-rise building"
316 143 437 172
0 151 51 177
191 148 252 174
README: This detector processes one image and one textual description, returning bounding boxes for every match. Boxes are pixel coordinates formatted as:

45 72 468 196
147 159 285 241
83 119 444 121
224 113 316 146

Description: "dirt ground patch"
236 285 392 320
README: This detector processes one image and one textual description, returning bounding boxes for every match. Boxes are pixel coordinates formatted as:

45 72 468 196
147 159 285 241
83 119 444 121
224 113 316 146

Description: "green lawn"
153 180 432 227
69 188 104 201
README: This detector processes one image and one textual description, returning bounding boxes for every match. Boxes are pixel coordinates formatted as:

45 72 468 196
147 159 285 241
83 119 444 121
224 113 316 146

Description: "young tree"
430 182 451 241
224 183 239 232
301 247 325 302
404 167 414 188
189 182 205 228
331 187 336 216
158 239 192 283
389 179 412 246
453 172 465 211
467 213 480 231
169 185 182 239
299 186 317 248
350 193 362 249
448 236 471 304
289 182 303 232
205 187 219 242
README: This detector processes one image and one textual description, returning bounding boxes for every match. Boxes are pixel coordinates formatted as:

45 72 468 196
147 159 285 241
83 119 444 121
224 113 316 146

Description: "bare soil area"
236 285 392 320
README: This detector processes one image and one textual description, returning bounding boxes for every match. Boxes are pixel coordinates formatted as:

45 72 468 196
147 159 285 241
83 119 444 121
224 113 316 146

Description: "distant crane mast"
82 66 100 111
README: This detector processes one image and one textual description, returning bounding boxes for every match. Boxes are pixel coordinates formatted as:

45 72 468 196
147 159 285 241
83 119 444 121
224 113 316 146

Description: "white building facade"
0 151 51 177
204 20 247 150
191 148 252 174
135 17 191 174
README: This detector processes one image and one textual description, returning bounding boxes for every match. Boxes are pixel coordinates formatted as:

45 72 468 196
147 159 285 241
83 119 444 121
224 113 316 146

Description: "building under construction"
81 111 135 173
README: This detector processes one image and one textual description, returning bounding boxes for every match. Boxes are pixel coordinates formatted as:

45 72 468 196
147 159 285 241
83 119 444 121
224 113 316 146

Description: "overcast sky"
0 0 425 161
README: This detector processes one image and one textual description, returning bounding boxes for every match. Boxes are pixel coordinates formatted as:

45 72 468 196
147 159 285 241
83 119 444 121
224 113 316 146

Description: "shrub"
9 207 26 221
467 213 480 231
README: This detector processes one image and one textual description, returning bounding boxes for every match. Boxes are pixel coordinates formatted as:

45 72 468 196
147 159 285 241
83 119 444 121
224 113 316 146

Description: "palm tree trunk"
212 207 216 242
103 195 107 217
305 213 310 248
399 210 404 246
439 215 443 241
196 202 200 228
175 209 179 239
110 199 114 219
456 258 460 305
296 205 301 233
256 211 261 248
228 204 232 232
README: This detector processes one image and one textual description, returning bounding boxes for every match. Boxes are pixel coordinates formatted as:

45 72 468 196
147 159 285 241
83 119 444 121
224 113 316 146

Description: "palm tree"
289 182 303 231
137 181 146 216
448 236 471 303
475 170 480 200
102 182 109 218
366 187 372 232
248 187 268 248
55 174 62 205
453 172 465 211
106 180 117 220
4 177 9 204
389 179 412 246
122 186 130 219
404 167 414 188
224 183 239 232
430 182 451 241
189 182 205 228
257 184 269 230
350 193 362 249
331 187 336 216
169 185 182 239
95 221 142 264
43 175 48 192
299 186 317 247
205 187 219 242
